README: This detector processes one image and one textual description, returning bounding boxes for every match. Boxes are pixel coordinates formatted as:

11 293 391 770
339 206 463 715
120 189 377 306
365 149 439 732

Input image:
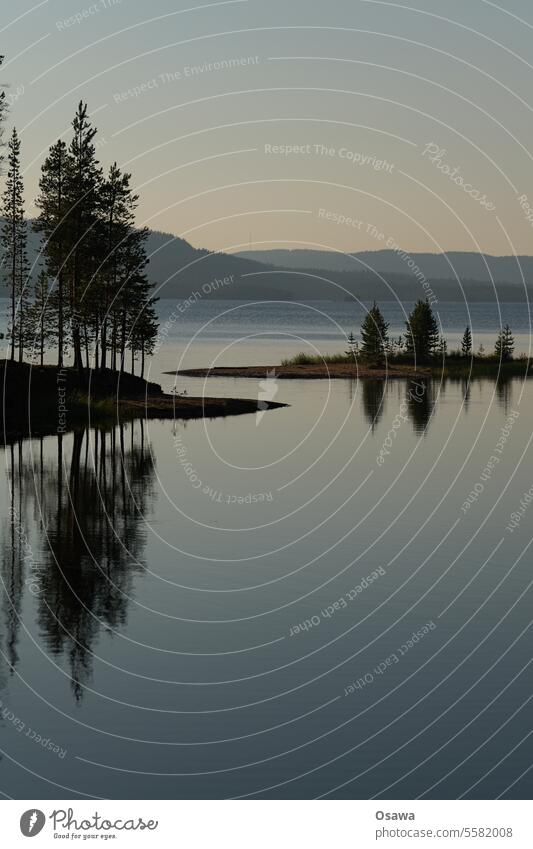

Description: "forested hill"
3 226 531 302
235 248 533 287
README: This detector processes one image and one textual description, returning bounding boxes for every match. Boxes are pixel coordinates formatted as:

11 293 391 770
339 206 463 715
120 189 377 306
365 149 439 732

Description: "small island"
171 301 531 383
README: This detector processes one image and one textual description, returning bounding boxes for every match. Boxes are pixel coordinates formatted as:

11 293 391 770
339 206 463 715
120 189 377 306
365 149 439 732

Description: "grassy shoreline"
172 355 531 382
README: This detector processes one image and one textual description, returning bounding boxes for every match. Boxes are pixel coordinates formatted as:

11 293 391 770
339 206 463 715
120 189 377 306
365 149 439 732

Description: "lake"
0 300 532 798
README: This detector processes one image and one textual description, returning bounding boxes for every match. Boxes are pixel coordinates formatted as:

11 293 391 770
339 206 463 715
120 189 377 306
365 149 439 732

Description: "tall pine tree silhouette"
66 102 102 372
360 302 389 366
461 326 472 357
1 128 25 361
494 325 514 361
34 139 71 367
404 300 439 363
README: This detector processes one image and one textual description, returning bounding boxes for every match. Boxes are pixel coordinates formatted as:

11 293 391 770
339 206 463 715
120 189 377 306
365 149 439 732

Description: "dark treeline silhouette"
1 421 156 700
351 300 517 367
1 91 158 377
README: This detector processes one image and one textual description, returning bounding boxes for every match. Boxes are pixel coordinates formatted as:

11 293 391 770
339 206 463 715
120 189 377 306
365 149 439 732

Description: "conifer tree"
404 299 439 363
34 139 71 367
28 269 51 367
360 302 389 365
436 335 447 359
129 297 158 379
1 128 24 361
345 331 358 358
28 269 54 367
65 102 102 372
16 220 31 362
98 162 148 371
494 324 515 361
461 325 472 357
30 100 159 378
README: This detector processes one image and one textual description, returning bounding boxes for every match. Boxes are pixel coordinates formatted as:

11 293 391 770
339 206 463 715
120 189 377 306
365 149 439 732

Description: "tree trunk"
10 198 16 362
100 318 107 371
57 258 64 368
120 308 126 374
84 325 90 370
18 290 23 363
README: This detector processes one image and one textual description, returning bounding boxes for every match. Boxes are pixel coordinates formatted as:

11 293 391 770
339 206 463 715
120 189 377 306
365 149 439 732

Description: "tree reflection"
406 378 435 433
495 376 513 414
361 379 386 431
1 421 156 701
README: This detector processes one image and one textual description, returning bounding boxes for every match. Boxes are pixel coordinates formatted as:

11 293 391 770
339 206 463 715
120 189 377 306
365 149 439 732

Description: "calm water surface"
1 304 532 798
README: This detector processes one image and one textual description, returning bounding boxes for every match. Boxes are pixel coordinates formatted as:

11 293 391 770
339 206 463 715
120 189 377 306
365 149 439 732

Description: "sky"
3 0 533 257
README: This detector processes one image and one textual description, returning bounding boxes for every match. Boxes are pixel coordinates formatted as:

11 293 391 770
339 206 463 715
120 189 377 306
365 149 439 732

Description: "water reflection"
1 422 156 701
361 380 386 431
495 376 513 414
358 377 436 434
406 378 435 433
0 376 519 707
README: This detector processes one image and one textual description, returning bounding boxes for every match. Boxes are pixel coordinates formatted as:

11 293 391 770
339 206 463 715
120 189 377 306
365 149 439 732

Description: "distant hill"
235 249 533 287
1 227 530 302
137 236 532 301
143 230 291 299
0 226 293 302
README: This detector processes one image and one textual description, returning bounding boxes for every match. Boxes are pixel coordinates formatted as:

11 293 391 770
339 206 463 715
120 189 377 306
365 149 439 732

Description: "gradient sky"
3 0 533 257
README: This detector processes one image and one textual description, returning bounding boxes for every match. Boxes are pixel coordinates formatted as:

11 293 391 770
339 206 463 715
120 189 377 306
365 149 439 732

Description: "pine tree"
98 162 147 372
404 299 439 363
65 102 102 372
118 231 150 374
345 331 358 358
360 302 389 365
494 324 515 361
437 336 447 359
29 99 159 378
1 128 25 361
461 325 472 357
130 297 159 379
16 220 31 362
28 270 55 367
34 139 72 368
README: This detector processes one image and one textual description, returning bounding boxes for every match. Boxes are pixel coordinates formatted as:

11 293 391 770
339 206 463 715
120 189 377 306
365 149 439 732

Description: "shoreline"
0 361 287 441
170 364 429 380
171 360 531 381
